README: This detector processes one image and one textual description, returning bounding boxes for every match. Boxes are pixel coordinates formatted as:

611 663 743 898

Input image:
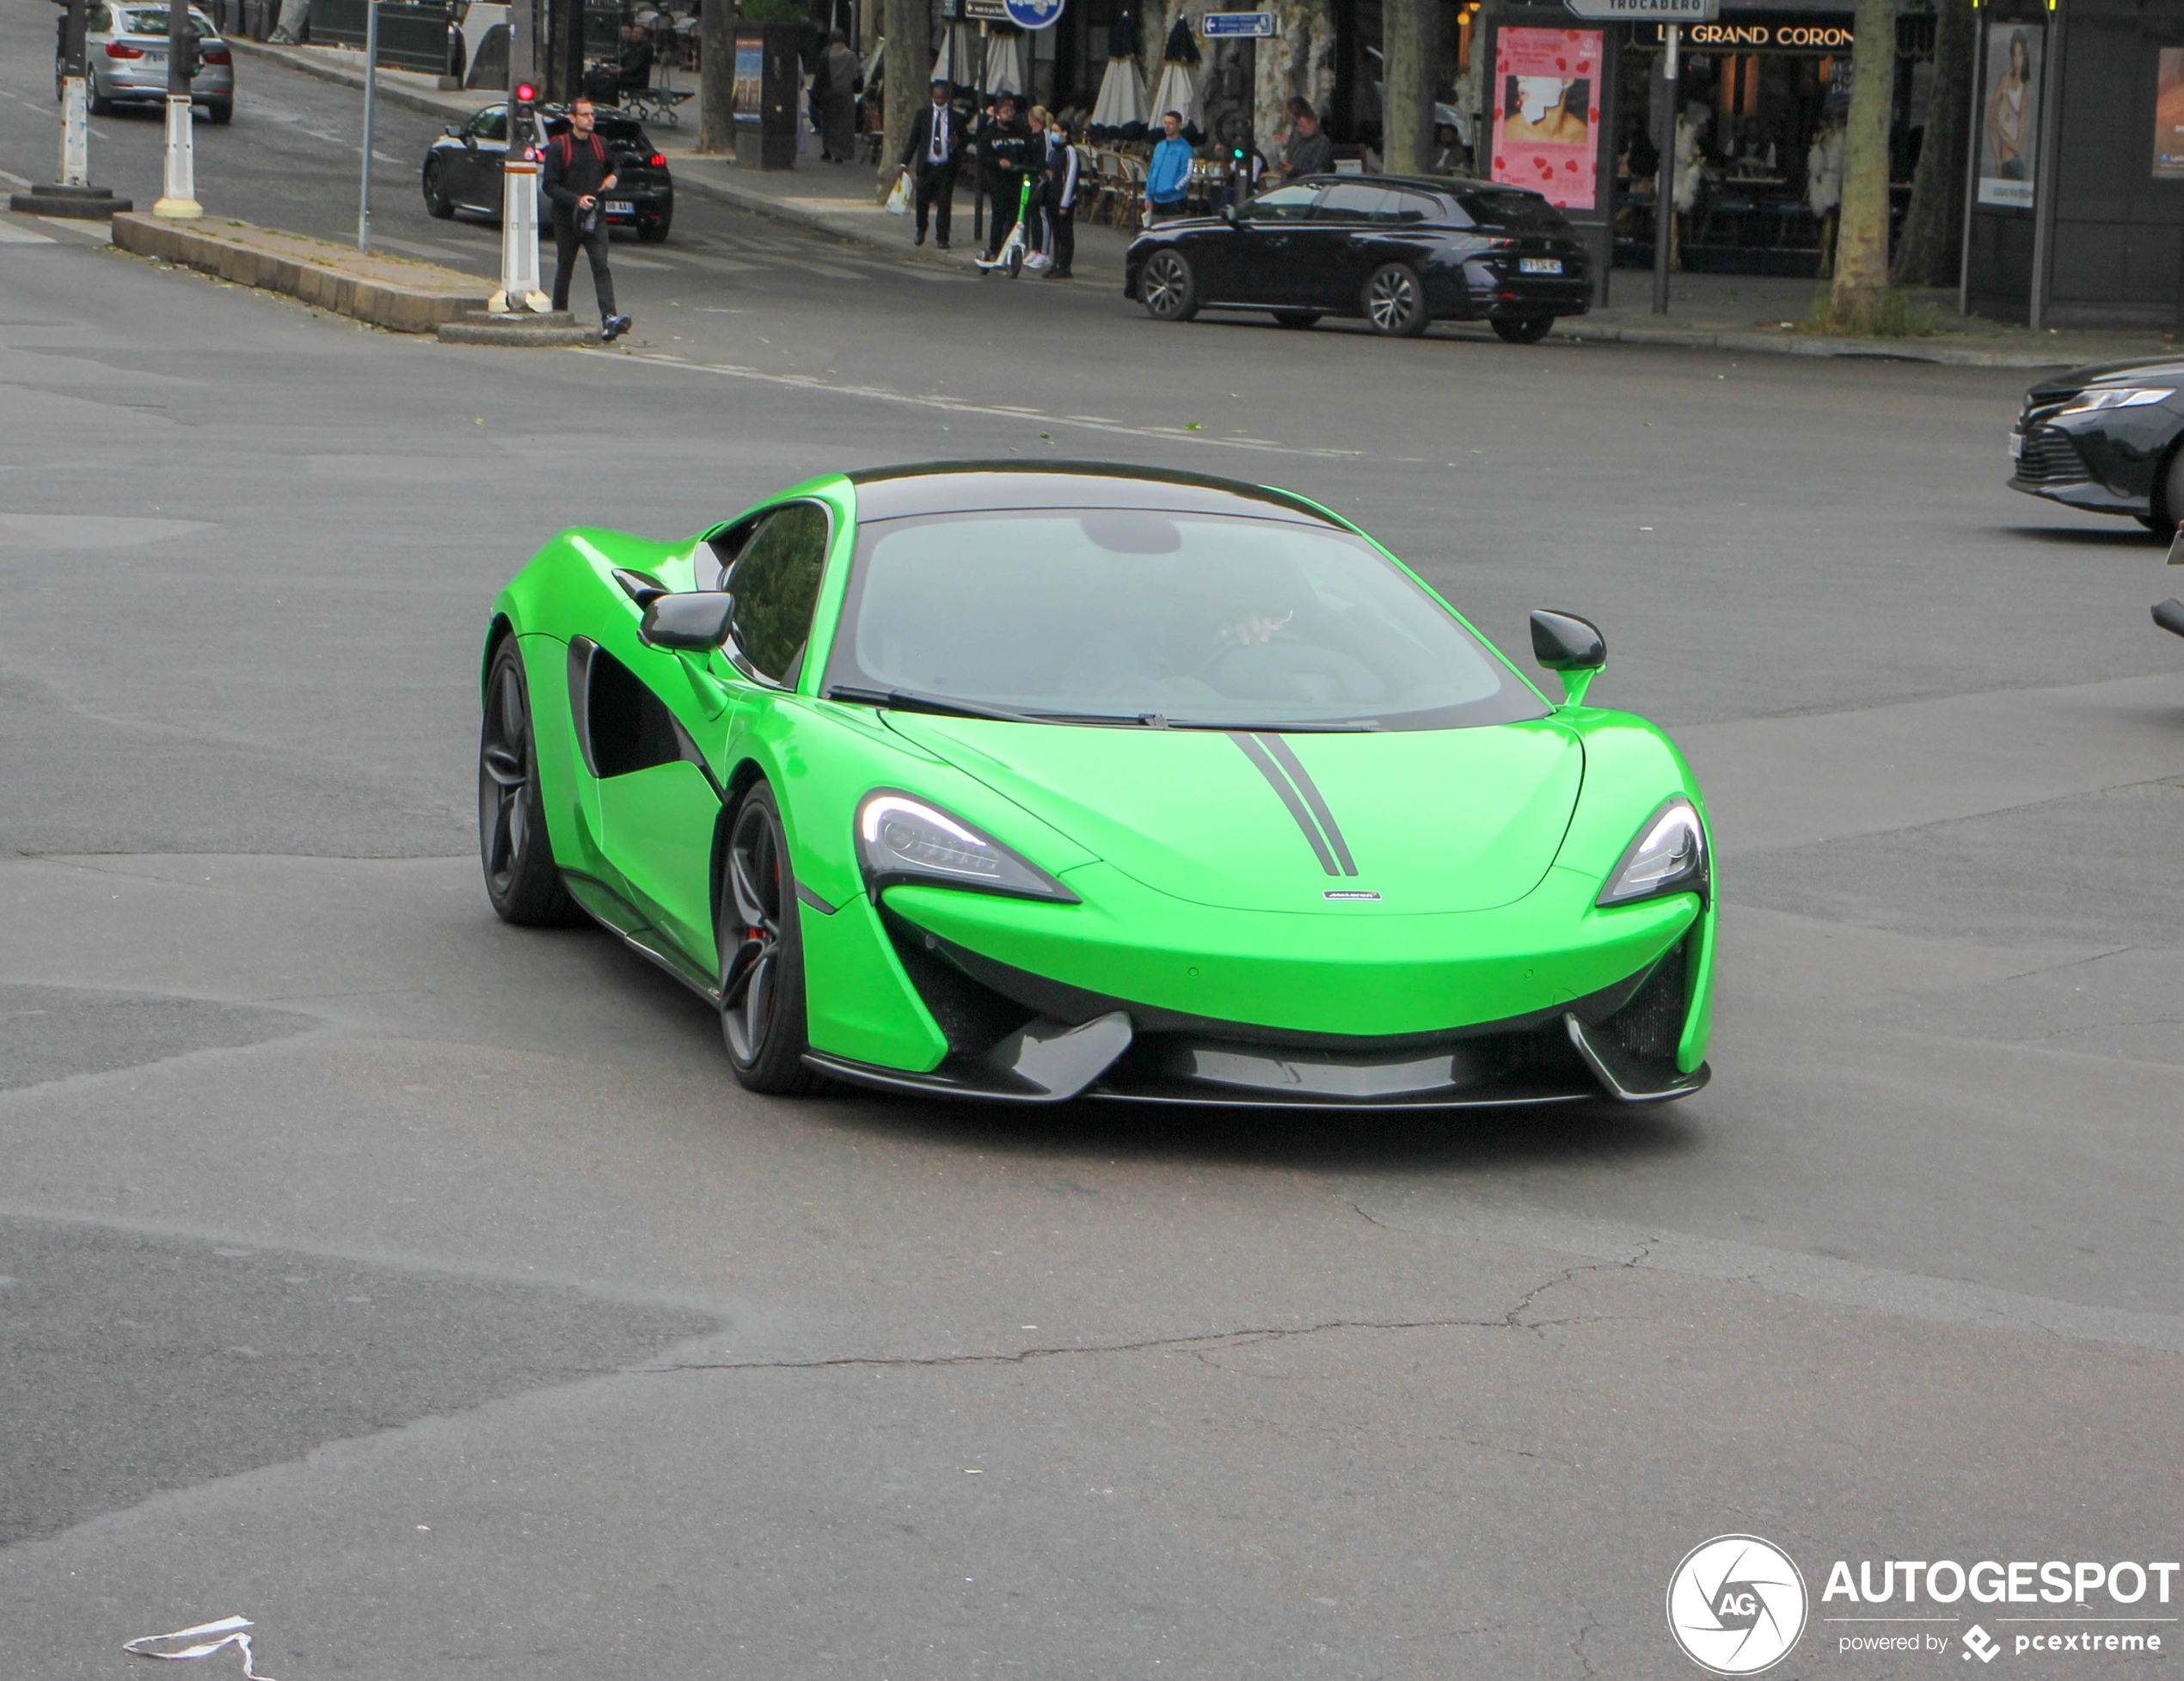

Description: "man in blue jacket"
1144 110 1193 224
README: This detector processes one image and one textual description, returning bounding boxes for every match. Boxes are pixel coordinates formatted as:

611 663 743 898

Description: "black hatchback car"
421 103 674 242
2009 355 2184 534
1124 174 1592 342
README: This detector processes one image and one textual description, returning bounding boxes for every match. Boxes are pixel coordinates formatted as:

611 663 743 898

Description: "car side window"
1316 183 1394 223
472 106 508 142
1387 190 1444 224
87 5 113 30
1241 184 1321 223
726 503 830 687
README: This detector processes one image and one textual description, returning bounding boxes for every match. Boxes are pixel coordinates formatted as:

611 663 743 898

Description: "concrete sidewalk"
225 38 2177 368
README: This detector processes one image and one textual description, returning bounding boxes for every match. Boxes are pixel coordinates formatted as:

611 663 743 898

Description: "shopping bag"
884 168 912 216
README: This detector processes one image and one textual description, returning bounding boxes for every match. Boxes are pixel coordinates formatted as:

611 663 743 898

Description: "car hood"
2028 357 2184 402
881 714 1585 915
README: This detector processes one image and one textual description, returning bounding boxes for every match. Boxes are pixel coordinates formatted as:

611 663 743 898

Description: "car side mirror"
640 591 734 651
1529 609 1605 706
1222 201 1238 224
445 122 466 136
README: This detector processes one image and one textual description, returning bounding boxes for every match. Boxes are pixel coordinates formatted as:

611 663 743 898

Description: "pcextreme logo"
1667 1534 1810 1675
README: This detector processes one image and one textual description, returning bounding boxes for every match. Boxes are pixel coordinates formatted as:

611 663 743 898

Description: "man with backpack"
542 98 633 343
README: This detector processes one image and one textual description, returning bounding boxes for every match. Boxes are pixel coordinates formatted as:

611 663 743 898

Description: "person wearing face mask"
1039 110 1081 279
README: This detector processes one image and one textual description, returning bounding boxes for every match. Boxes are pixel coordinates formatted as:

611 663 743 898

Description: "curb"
113 211 488 330
1555 320 2087 368
439 309 595 345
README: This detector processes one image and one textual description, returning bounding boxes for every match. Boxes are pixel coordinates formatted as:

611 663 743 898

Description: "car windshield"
117 9 214 34
1457 188 1569 234
825 508 1547 732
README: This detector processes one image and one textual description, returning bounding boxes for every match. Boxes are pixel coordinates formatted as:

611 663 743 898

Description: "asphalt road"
3 33 2183 1681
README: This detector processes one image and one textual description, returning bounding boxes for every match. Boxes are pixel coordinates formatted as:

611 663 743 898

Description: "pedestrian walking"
901 77 965 248
543 98 631 341
815 29 862 163
978 94 1034 260
1144 109 1193 224
1039 112 1080 279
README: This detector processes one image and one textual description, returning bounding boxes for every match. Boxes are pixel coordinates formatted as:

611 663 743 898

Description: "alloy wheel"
1142 251 1196 322
721 798 786 1066
477 653 534 900
1363 263 1426 337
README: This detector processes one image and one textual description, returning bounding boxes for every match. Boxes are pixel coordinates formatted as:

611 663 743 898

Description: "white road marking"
0 219 58 244
574 348 1355 458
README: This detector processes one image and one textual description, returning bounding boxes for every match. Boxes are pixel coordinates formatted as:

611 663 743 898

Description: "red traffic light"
514 83 537 102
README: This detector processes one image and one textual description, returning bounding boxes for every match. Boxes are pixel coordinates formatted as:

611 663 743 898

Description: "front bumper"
809 862 1712 1107
2007 405 2181 517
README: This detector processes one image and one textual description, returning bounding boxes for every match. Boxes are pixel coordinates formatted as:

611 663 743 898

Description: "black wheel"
1271 310 1322 329
1140 249 1199 322
1361 262 1429 337
89 89 114 116
478 640 582 926
636 203 672 242
422 156 456 218
206 98 233 125
1491 315 1554 345
2144 443 2184 536
1006 246 1023 279
718 784 817 1095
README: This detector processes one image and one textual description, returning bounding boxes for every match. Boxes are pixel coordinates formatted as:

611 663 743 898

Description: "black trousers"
913 162 957 244
1044 200 1075 273
985 176 1021 258
551 216 617 319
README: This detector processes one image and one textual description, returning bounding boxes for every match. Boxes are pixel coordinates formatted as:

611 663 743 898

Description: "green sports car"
479 462 1715 1107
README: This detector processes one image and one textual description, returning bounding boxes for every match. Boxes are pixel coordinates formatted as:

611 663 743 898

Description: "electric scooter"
974 174 1039 278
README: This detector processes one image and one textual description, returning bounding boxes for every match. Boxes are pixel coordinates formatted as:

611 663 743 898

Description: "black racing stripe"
1255 733 1357 876
1228 732 1340 875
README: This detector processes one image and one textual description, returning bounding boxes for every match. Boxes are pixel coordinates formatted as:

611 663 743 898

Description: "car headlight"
856 791 1078 904
1598 797 1709 908
2058 387 2174 415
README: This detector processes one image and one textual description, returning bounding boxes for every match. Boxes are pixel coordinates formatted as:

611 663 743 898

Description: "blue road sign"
1003 0 1064 28
1199 10 1276 37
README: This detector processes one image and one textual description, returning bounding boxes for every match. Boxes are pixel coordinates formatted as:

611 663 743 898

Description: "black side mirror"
445 122 466 137
640 591 734 651
1530 610 1605 706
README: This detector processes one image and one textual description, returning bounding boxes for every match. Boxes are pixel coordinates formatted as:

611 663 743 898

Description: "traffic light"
174 11 201 81
512 80 538 150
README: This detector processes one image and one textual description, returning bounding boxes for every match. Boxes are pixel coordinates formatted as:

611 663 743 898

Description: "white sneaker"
1023 252 1052 270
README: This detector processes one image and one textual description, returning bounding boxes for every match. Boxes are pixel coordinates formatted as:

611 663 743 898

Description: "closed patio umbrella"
932 20 982 91
1146 15 1202 141
982 26 1028 100
1088 9 1147 140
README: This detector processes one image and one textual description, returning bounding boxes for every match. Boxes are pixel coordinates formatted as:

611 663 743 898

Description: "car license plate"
2008 431 2024 459
1519 257 1561 275
604 199 633 214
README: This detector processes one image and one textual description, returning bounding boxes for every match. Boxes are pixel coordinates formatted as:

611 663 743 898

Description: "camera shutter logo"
1666 1535 1808 1675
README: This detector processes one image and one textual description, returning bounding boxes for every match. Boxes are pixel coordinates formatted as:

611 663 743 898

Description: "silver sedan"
66 3 235 124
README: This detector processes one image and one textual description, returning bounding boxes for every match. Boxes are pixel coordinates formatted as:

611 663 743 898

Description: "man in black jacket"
542 98 631 341
899 79 965 248
977 94 1033 261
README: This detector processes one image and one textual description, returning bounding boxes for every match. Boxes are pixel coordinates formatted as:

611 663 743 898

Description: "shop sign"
1564 0 1715 21
1200 11 1277 38
1639 20 1852 50
962 0 1010 17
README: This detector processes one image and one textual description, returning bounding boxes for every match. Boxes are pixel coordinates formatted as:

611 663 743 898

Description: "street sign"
1002 0 1064 28
1200 11 1276 38
1561 0 1717 18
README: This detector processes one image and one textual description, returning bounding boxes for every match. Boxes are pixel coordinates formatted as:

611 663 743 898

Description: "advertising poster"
733 40 764 126
1489 28 1600 211
1976 21 2040 208
2156 47 2184 181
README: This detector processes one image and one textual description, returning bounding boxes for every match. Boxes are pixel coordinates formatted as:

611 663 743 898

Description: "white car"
66 3 235 124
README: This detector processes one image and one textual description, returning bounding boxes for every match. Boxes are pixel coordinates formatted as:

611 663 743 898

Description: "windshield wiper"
824 685 1145 727
1164 718 1383 732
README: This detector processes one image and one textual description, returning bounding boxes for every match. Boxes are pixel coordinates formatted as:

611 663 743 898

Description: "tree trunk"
1380 0 1432 174
1893 0 1972 288
699 0 734 155
877 0 928 186
1826 0 1898 328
